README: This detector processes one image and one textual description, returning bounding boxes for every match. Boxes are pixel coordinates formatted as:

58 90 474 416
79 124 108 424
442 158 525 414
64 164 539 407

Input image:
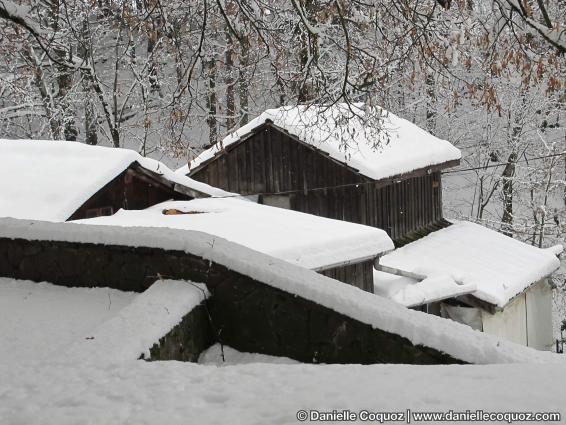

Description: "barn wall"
190 125 445 242
69 167 189 220
361 173 443 242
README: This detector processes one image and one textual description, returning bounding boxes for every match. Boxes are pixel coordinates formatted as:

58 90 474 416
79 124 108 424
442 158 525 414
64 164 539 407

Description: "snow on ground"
199 344 299 366
0 139 226 222
180 103 461 180
1 217 563 365
73 198 393 270
0 278 135 364
1 244 565 424
66 280 208 363
381 221 562 308
0 278 208 365
1 359 565 425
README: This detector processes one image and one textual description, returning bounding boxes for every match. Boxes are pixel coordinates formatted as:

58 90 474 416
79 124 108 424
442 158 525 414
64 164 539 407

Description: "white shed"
375 221 562 350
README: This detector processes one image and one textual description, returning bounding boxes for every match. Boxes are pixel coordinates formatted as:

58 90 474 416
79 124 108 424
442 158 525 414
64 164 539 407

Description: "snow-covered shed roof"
0 139 227 222
73 197 394 270
379 221 562 309
179 103 461 181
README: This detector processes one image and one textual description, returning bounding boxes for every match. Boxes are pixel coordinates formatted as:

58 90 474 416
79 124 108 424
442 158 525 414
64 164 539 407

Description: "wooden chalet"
0 139 216 222
179 104 461 246
69 162 203 221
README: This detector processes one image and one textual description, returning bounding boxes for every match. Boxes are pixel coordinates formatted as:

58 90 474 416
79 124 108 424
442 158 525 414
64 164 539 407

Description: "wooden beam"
373 260 426 281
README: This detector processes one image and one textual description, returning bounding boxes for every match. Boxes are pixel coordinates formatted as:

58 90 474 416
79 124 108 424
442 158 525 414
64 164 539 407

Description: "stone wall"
208 274 463 365
0 236 463 364
0 237 229 292
146 304 215 362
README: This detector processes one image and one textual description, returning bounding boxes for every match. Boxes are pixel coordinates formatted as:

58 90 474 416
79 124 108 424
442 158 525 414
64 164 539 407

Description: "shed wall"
480 279 553 351
319 261 374 293
482 294 528 346
525 279 553 350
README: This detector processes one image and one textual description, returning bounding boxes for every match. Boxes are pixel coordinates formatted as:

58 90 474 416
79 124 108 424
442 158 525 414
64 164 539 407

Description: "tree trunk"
501 151 517 236
225 31 236 132
23 45 60 139
207 59 218 146
238 36 249 126
50 0 77 140
80 19 98 145
56 54 78 141
425 71 436 133
147 21 160 93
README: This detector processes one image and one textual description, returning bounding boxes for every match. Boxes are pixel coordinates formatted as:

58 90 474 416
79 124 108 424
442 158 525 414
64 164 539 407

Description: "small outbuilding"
375 221 562 350
0 139 221 222
74 197 394 292
179 104 461 245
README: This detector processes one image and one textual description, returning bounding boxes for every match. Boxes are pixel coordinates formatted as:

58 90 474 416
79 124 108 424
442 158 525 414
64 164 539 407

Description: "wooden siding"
319 261 374 293
69 166 190 220
190 125 445 245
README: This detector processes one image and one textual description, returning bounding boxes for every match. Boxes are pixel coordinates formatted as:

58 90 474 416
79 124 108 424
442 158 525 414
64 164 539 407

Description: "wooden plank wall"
191 125 444 242
363 172 442 242
319 261 374 293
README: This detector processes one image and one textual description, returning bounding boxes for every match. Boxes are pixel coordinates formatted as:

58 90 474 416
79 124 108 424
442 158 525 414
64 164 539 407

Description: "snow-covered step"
64 280 211 363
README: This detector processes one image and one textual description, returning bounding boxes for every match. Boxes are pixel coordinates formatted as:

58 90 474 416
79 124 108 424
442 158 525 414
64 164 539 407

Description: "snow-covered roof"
380 221 562 308
373 270 476 308
0 139 227 222
73 198 394 270
179 103 461 181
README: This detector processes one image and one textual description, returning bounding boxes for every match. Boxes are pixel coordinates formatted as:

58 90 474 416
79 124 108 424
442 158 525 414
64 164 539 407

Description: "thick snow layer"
1 360 565 424
180 103 461 180
0 278 135 364
546 244 564 256
380 221 562 308
73 198 393 270
373 270 476 307
0 139 226 222
65 280 209 363
1 217 562 364
199 344 299 366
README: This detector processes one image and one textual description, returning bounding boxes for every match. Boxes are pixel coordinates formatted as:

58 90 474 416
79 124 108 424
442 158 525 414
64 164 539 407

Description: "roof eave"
311 253 380 272
134 162 211 199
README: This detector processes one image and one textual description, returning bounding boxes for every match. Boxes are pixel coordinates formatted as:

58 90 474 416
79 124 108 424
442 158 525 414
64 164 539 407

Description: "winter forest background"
0 0 565 335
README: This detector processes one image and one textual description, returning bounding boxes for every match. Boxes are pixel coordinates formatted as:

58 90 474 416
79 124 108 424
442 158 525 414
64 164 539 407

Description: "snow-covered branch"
498 0 566 53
